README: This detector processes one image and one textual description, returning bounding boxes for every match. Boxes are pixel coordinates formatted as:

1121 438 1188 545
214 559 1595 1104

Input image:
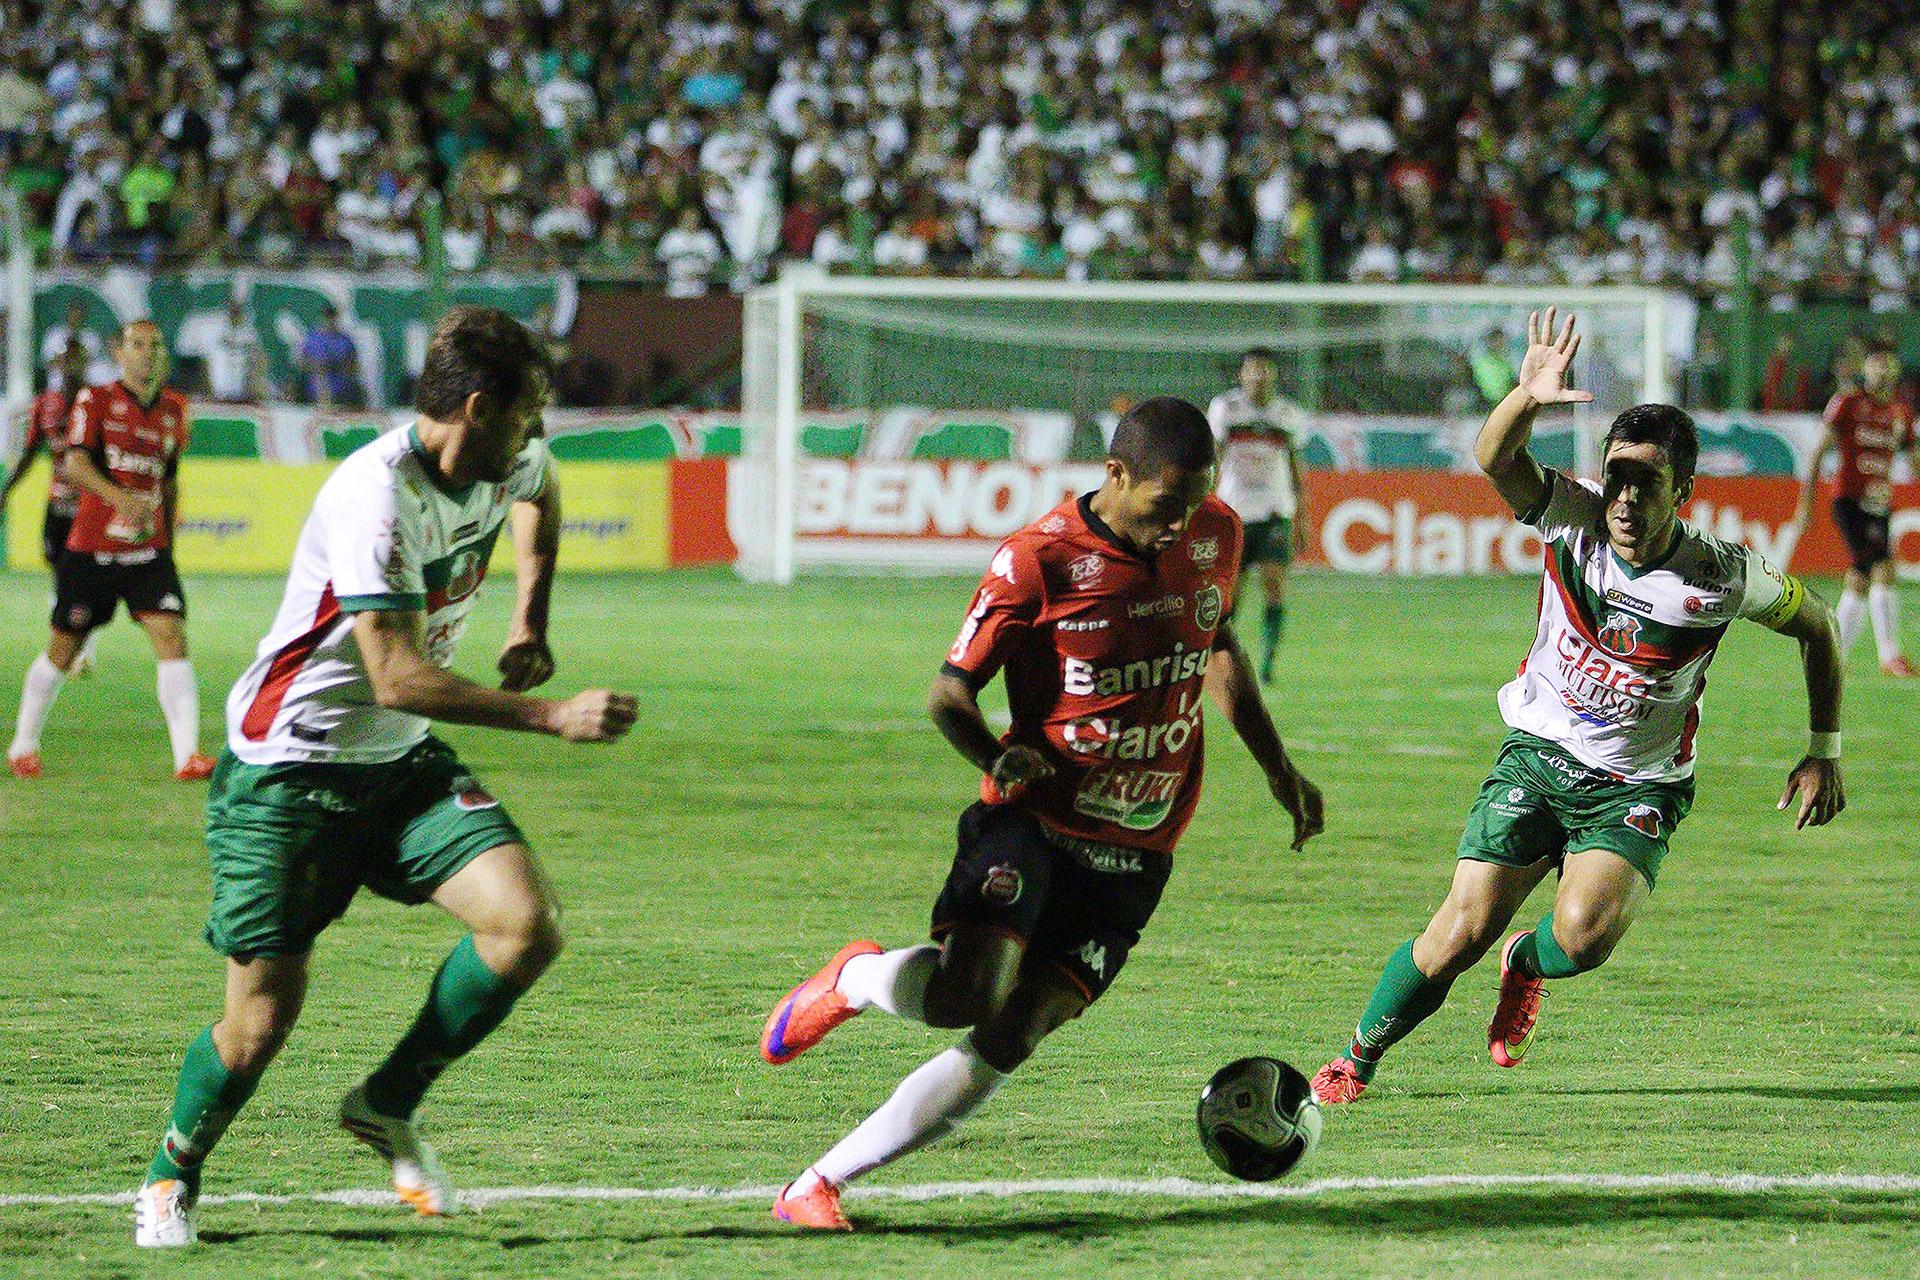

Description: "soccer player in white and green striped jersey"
133 308 637 1247
1312 308 1847 1103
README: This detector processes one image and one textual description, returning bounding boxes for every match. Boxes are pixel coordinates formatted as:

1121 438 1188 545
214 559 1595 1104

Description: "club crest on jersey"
981 863 1023 906
1195 584 1223 630
452 777 499 810
1624 803 1661 838
1597 611 1641 656
1188 537 1219 569
1067 553 1104 587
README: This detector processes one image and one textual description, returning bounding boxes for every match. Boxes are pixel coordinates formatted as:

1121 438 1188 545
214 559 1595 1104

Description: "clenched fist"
545 689 638 743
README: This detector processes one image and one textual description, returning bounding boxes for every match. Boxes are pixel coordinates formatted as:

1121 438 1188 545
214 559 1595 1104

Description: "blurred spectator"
200 294 263 403
656 205 722 297
0 0 1914 306
298 304 363 408
1761 333 1813 412
39 297 112 389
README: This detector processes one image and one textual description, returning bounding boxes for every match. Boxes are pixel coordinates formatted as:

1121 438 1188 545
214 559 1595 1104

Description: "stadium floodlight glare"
736 273 1682 583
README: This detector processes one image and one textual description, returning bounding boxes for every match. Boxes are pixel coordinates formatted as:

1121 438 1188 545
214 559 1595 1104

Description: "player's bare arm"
1473 306 1594 519
1203 624 1323 850
1286 435 1308 556
1792 429 1837 532
352 608 634 743
498 476 562 693
1767 586 1845 829
927 671 1054 793
0 433 44 507
64 447 158 521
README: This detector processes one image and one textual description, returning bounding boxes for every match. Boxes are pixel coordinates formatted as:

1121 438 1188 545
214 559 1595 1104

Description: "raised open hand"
1517 306 1596 406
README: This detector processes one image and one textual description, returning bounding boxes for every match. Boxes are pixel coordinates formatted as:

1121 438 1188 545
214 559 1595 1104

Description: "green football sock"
364 935 522 1119
1507 912 1585 979
146 1027 263 1191
1343 939 1454 1081
1263 603 1285 650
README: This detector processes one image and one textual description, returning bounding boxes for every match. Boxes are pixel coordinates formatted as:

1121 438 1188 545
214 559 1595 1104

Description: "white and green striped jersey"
1499 471 1803 782
225 424 551 765
1207 388 1303 521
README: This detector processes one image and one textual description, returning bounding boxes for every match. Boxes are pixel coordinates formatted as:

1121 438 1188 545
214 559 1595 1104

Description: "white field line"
4 1172 1917 1211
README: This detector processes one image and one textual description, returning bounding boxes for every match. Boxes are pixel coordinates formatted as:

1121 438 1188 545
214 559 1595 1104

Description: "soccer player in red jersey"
1796 340 1919 676
758 398 1325 1230
2 341 90 570
7 320 216 780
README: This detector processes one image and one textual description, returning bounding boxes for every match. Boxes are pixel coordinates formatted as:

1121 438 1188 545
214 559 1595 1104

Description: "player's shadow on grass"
851 1188 1920 1241
477 1189 1920 1247
1544 1083 1920 1104
1393 1083 1920 1104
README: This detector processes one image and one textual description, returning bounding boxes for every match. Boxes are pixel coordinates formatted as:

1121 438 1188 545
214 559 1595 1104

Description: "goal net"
734 276 1681 582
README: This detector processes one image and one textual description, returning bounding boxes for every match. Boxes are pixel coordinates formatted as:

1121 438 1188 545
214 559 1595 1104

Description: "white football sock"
155 659 201 769
1836 589 1867 656
794 1039 1007 1195
9 654 65 758
1868 584 1903 663
837 945 939 1020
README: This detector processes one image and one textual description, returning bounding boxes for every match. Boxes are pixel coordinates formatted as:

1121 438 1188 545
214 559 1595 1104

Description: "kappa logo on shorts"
981 863 1023 906
157 594 182 612
452 777 500 811
1624 803 1662 838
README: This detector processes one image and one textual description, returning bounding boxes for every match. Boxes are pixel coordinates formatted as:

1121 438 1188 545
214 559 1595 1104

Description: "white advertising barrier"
742 457 1108 573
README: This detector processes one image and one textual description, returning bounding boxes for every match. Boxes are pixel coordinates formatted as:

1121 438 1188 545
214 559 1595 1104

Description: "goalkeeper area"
2 570 1914 1279
733 279 1681 580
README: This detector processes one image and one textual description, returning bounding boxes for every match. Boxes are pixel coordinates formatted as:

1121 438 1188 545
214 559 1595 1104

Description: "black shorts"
930 801 1171 1002
1833 498 1891 572
52 550 186 634
41 507 75 569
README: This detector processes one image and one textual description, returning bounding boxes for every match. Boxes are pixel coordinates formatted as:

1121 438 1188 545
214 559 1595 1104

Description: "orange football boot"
761 940 882 1065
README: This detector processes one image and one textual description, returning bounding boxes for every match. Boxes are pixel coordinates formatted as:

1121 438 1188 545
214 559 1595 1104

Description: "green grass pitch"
1 568 1915 1279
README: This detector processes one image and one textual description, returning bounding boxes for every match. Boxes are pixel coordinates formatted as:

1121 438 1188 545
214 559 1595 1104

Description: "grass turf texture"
1 569 1915 1279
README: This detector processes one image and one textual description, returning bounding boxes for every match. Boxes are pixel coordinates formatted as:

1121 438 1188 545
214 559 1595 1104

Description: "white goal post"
734 274 1687 583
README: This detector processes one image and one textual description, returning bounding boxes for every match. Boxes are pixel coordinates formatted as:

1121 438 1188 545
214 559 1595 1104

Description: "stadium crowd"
3 0 1917 303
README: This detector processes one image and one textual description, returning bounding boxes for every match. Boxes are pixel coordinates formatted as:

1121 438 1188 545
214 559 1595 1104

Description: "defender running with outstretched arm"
1311 308 1844 1104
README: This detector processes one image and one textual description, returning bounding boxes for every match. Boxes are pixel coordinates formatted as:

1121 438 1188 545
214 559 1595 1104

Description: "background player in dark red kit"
1795 340 1919 676
7 320 215 780
756 397 1325 1231
3 341 90 568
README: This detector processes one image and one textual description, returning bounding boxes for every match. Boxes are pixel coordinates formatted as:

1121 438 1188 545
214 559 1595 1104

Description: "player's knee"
968 1018 1047 1072
217 1006 296 1074
510 902 565 974
1552 904 1622 971
923 966 1014 1029
1423 908 1501 978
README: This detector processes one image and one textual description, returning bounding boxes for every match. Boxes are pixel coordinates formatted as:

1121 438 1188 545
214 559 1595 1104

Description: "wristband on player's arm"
1807 731 1841 760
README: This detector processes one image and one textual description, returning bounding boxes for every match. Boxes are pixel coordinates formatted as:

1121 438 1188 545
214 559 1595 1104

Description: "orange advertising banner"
1300 472 1919 577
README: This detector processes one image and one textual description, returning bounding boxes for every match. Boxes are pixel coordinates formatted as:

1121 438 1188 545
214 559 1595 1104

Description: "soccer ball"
1196 1056 1323 1181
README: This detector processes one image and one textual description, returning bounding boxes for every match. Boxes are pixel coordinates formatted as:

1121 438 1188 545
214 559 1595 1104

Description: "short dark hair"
415 305 551 422
1864 336 1897 359
1109 396 1215 475
1605 403 1698 483
1243 346 1277 364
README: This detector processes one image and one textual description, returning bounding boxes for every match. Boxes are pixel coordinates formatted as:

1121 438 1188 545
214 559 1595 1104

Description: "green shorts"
203 736 526 959
1456 730 1694 888
1242 516 1295 566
